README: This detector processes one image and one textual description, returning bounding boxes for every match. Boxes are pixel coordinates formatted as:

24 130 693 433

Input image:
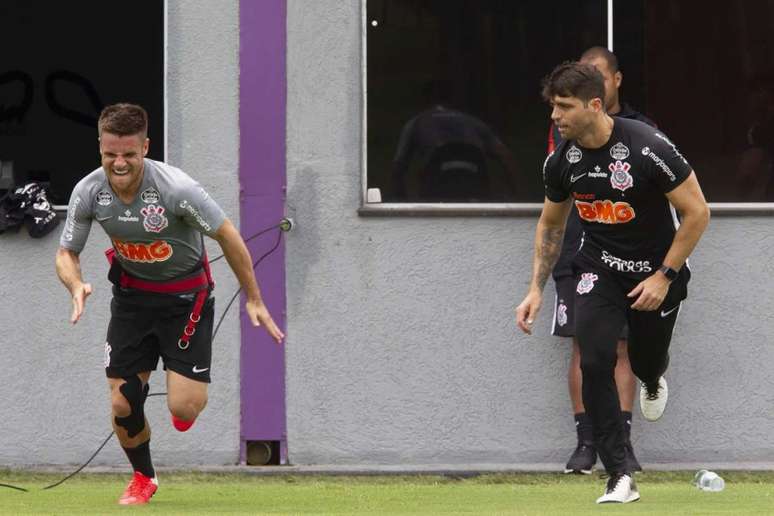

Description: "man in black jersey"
516 62 709 504
547 47 657 476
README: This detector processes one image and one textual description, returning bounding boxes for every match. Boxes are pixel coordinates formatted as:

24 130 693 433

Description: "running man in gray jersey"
55 103 284 505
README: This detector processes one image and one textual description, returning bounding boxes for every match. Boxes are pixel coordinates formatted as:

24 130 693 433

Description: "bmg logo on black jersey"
575 200 636 224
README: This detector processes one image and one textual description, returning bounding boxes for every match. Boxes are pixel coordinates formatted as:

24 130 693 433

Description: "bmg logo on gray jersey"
601 250 652 273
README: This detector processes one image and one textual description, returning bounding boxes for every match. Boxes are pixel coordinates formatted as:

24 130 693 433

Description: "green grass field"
2 471 774 515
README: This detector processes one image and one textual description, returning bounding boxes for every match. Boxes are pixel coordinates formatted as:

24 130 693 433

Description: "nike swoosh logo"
192 366 209 373
96 216 113 222
660 305 680 318
570 173 586 183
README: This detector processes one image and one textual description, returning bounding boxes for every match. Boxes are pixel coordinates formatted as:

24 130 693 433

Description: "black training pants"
574 258 688 474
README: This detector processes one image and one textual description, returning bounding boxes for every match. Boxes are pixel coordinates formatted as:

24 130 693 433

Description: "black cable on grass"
41 393 165 491
1 221 288 492
0 483 28 492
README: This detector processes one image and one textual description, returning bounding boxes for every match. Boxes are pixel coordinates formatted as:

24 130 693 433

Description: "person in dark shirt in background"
392 80 519 202
736 72 774 201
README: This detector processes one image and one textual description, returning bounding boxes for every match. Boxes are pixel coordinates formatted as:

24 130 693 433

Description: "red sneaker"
171 415 196 432
118 471 158 505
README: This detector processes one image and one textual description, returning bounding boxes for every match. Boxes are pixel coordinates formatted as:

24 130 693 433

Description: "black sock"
621 411 633 441
123 440 155 479
574 412 594 444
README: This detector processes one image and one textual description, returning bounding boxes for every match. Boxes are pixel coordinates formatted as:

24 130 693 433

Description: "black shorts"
573 257 688 356
104 287 214 383
552 276 628 340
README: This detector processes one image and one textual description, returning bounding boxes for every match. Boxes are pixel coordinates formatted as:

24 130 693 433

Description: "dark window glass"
366 0 605 203
0 0 164 204
619 0 774 202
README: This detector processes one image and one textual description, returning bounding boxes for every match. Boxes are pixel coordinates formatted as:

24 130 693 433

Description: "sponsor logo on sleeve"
96 190 113 206
566 145 582 163
141 187 160 203
642 147 677 182
609 161 634 191
610 142 630 160
104 342 112 368
576 273 599 295
141 204 169 233
575 200 635 224
111 238 173 263
179 200 212 232
542 151 555 181
64 197 81 241
654 133 688 165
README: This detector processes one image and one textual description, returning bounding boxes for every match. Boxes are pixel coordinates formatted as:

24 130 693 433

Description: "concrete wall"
0 0 242 466
284 0 774 466
3 0 773 471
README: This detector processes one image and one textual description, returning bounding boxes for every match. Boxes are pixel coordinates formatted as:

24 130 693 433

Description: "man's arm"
55 247 93 324
628 171 710 310
212 218 285 343
515 197 573 334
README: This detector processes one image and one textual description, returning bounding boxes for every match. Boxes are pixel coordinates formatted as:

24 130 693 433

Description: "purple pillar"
239 0 287 464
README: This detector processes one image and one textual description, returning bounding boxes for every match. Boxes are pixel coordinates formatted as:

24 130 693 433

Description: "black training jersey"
548 104 657 279
543 117 692 278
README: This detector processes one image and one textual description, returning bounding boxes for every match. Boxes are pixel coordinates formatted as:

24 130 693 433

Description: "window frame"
358 0 774 216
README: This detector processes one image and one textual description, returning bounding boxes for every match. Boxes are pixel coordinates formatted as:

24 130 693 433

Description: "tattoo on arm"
533 226 565 290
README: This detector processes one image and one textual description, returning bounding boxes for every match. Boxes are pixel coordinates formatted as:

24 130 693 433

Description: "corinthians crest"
557 303 568 326
608 160 633 192
576 273 599 295
141 204 169 233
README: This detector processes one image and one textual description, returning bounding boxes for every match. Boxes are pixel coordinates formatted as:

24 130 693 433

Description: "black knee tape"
114 376 150 438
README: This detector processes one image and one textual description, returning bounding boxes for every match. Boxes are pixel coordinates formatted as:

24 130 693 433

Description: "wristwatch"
658 265 679 282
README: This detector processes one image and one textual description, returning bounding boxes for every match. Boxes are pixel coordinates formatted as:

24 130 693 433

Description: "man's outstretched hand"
70 282 93 324
246 299 285 344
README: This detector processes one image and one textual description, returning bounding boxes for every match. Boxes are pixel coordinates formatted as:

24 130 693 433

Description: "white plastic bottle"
693 470 725 492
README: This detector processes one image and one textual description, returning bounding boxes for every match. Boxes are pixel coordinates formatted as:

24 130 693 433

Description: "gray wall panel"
285 0 774 466
0 0 241 466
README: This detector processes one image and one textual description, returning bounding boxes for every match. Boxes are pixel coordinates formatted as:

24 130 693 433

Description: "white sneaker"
596 473 640 504
640 376 668 421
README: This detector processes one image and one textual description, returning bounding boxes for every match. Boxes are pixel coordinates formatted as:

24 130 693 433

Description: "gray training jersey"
60 159 226 281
